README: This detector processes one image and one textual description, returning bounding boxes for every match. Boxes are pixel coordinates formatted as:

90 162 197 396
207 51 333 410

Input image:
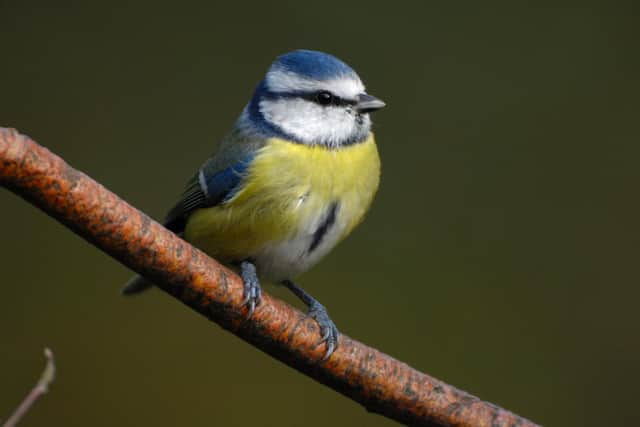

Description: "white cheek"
260 99 362 146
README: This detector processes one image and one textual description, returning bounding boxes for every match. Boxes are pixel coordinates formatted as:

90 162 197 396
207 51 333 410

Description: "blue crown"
271 50 357 80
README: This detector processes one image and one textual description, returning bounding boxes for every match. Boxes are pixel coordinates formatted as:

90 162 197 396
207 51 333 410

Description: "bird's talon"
281 280 341 360
246 300 256 319
308 302 340 359
240 261 262 318
322 341 335 362
255 287 263 306
319 328 331 343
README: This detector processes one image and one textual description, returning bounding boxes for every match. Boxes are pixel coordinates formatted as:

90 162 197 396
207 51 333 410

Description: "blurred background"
1 1 638 426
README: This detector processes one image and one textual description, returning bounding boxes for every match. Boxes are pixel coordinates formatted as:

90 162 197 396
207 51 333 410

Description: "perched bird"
123 49 385 358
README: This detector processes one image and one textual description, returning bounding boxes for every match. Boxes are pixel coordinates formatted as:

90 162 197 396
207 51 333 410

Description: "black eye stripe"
308 91 357 107
263 90 357 107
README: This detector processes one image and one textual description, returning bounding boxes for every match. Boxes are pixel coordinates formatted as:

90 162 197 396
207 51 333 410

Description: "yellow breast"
184 134 380 273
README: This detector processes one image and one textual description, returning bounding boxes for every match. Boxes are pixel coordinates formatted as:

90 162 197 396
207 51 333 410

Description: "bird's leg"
282 279 339 360
240 260 262 318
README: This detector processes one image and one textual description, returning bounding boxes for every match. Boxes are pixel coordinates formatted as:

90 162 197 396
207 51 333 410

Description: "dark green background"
1 2 638 426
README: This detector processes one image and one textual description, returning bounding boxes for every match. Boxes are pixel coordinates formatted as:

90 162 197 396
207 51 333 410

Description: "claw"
245 299 255 319
308 301 340 360
282 280 340 360
323 341 335 362
240 260 262 319
319 328 331 343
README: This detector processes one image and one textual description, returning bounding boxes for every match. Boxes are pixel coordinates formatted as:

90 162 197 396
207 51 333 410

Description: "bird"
122 49 385 359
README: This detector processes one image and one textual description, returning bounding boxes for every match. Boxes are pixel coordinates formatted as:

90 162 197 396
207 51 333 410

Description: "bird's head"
245 50 385 148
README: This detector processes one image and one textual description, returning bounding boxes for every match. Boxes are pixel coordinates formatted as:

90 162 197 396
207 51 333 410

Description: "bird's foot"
306 300 340 361
281 280 339 360
240 260 262 318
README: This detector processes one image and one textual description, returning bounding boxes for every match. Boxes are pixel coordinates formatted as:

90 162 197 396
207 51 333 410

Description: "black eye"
315 91 333 105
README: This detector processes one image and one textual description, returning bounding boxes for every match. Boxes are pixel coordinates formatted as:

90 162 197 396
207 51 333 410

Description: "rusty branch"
0 127 539 427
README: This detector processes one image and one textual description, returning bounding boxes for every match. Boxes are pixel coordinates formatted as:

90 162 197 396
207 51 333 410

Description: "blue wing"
164 153 254 233
200 154 254 206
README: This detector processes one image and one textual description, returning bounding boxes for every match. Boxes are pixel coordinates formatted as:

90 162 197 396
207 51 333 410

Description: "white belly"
253 201 348 282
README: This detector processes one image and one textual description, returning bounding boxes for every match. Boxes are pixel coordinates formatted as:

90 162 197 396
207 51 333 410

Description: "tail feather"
121 275 154 295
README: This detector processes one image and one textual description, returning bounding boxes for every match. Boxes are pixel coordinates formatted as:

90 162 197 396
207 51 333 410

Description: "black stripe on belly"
308 202 339 254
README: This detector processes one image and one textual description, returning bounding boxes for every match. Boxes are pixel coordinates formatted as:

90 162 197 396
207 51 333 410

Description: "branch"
3 348 56 427
0 127 539 427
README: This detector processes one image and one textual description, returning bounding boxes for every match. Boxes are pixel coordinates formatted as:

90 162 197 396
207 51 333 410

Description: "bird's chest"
238 137 380 280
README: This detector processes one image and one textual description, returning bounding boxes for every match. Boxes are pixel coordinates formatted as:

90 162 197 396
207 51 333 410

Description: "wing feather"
163 129 266 233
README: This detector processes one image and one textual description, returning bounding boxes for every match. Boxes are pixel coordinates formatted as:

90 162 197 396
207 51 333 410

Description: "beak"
356 93 386 113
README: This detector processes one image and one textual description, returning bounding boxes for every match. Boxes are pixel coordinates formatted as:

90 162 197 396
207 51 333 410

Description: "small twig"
3 348 56 427
0 127 539 426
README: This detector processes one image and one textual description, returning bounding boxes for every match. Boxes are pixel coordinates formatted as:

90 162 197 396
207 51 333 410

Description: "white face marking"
265 69 364 99
259 97 371 147
258 69 372 147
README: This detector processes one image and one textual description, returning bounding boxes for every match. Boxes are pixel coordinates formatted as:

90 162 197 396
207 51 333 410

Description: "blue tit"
123 49 385 358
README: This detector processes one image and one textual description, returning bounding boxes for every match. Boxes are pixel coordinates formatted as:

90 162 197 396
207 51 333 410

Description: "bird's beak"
356 93 386 113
